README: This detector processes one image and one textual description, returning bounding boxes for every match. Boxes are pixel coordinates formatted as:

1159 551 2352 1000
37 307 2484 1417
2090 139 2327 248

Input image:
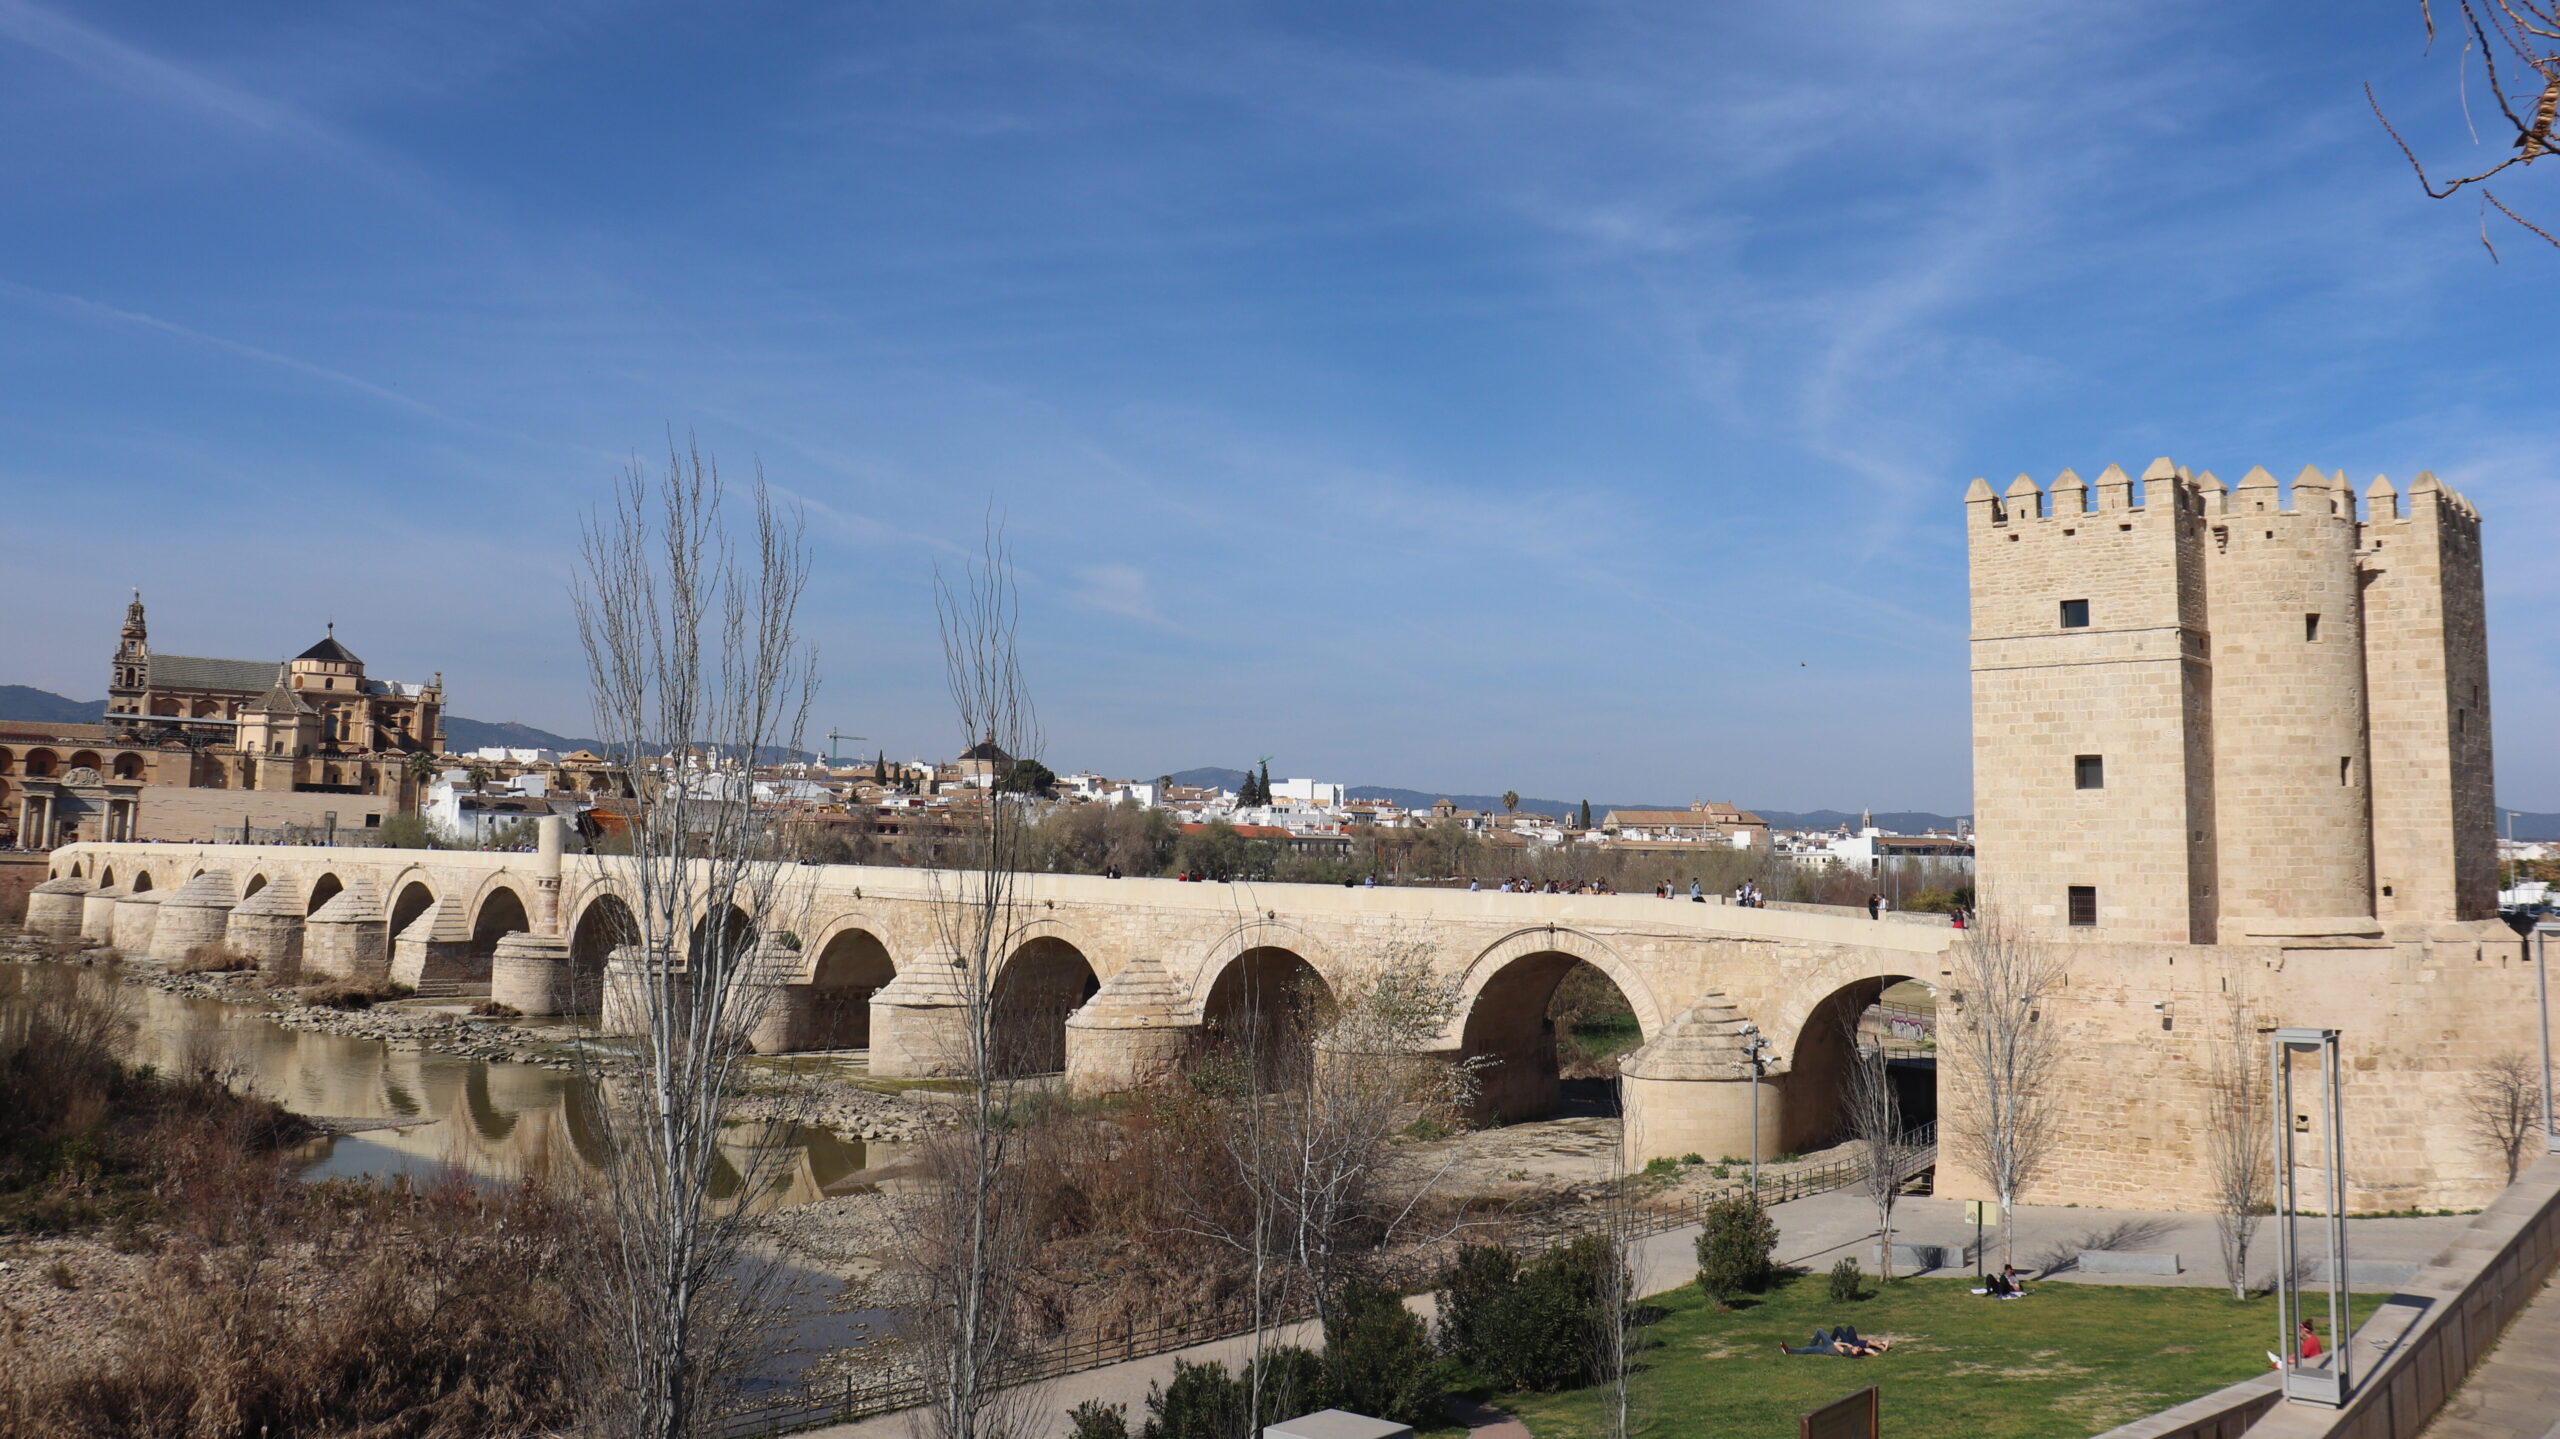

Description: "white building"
1272 778 1346 807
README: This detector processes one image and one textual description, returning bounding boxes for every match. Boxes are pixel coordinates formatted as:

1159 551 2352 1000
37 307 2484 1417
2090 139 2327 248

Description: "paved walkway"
798 1194 2472 1439
2421 1264 2560 1439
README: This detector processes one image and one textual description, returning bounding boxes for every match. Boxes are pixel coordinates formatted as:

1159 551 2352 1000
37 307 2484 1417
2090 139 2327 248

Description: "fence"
710 1121 1941 1438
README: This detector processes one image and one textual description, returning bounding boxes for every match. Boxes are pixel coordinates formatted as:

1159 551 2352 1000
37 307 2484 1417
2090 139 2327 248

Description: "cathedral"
103 593 444 798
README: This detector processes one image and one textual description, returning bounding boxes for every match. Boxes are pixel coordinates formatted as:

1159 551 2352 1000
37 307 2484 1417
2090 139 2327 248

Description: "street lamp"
1739 1023 1772 1203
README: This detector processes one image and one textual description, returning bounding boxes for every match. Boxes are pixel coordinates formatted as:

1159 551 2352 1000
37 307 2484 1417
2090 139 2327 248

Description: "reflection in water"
0 964 897 1209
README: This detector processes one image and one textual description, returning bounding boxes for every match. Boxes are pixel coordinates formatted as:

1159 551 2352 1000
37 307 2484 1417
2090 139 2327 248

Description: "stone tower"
1965 459 2494 943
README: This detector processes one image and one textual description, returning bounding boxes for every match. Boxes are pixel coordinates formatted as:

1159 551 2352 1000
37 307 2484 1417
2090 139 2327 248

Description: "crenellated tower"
1965 459 2495 942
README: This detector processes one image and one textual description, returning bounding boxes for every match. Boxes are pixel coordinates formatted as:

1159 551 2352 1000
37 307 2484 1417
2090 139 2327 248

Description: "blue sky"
0 0 2552 814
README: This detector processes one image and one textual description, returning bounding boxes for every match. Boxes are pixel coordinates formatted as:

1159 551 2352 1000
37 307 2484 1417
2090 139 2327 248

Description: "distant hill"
2506 810 2560 842
0 686 105 726
441 715 609 755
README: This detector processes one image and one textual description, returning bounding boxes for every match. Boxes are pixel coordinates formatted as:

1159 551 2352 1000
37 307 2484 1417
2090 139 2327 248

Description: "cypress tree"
1258 759 1274 807
1579 798 1592 829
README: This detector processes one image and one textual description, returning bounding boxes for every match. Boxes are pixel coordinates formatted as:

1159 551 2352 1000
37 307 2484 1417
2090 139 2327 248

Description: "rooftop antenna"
827 730 869 765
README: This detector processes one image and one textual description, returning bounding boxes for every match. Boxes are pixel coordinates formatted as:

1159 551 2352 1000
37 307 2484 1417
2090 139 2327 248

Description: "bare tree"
2466 1050 2543 1184
1942 916 2066 1269
2370 1 2560 254
910 523 1049 1439
2203 999 2271 1300
1840 1021 1904 1283
572 442 818 1439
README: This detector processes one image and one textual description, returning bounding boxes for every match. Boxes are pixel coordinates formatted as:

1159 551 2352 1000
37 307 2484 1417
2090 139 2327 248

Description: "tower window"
2304 613 2321 641
2068 886 2098 927
2075 754 2105 790
2059 599 2091 628
2339 756 2352 786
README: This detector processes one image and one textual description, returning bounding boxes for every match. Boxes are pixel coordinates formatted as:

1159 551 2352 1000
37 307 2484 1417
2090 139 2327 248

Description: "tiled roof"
148 654 283 693
296 634 362 665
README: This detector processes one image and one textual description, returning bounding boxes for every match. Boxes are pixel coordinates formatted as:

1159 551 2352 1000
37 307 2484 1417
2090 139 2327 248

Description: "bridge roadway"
28 834 1954 1167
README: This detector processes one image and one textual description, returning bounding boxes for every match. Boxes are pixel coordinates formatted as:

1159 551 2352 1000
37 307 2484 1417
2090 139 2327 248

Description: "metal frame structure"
2538 921 2558 1156
2271 1027 2349 1406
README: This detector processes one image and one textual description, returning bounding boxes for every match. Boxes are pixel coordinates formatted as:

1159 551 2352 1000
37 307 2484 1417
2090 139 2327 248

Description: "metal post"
2272 1027 2348 1406
1742 1024 1763 1205
2539 923 2558 1154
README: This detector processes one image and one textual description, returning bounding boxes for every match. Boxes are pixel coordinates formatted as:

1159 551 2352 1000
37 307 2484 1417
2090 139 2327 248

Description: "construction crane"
826 730 869 766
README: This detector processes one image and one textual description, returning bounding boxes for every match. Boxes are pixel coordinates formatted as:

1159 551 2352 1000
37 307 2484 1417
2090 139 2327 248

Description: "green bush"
1436 1235 1623 1392
1141 1360 1246 1439
1695 1193 1780 1307
1323 1283 1442 1426
1828 1257 1865 1303
1068 1400 1130 1439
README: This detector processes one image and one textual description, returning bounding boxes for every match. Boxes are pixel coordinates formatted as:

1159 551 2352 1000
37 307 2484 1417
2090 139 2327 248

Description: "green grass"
1497 1275 2381 1439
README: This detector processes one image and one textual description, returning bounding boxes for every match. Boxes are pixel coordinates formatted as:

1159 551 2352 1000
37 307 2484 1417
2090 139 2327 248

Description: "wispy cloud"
0 279 449 420
1068 563 1186 632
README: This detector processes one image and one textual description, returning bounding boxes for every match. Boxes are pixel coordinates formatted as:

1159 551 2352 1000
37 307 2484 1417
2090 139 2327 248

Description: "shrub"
1068 1400 1130 1439
1323 1283 1441 1426
1828 1257 1865 1303
1695 1193 1780 1307
1251 1345 1332 1425
175 945 257 975
1141 1359 1247 1439
1436 1235 1621 1392
42 1260 76 1290
469 999 522 1018
298 984 379 1011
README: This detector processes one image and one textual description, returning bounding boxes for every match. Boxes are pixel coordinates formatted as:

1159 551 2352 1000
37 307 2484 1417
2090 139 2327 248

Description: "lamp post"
2538 922 2558 1155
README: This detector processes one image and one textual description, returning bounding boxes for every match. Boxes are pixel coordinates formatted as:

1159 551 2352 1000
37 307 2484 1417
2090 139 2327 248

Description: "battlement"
1970 458 2481 532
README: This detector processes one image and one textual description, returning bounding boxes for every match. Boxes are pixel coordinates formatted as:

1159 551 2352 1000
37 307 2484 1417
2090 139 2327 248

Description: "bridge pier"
303 881 389 984
1617 994 1785 1169
390 900 482 995
152 872 237 960
24 876 93 940
491 932 574 1015
110 890 160 955
226 887 305 975
867 960 971 1077
80 885 122 943
1065 955 1198 1094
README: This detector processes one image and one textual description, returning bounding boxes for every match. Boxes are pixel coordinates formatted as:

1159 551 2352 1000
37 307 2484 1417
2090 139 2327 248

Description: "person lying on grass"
1780 1325 1894 1357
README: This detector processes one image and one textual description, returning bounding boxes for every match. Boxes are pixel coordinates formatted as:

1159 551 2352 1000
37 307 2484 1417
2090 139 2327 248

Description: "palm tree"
466 762 494 794
1502 790 1520 815
404 750 440 785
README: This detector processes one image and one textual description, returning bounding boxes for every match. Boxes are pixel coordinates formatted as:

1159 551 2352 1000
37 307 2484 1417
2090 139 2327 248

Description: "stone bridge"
26 832 1956 1168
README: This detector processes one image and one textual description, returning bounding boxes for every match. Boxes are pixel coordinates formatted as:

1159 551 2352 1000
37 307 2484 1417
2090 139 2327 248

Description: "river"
0 960 894 1210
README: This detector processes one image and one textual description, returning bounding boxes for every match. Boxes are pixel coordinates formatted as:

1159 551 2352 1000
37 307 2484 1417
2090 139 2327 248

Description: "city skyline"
3 3 2556 813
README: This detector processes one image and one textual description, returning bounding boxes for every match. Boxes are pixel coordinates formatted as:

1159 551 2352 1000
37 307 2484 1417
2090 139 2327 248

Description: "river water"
0 961 891 1210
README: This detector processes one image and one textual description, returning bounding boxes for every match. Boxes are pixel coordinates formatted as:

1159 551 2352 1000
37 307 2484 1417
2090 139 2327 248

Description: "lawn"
1495 1274 2381 1439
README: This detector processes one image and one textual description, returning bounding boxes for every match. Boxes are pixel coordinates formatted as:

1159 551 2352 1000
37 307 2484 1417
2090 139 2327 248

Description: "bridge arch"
800 917 897 1049
991 934 1099 1077
1770 968 1940 1155
1453 929 1662 1125
388 878 436 940
567 891 638 1013
1181 919 1343 1019
242 873 269 900
467 881 533 965
1199 943 1335 1086
305 872 344 915
129 870 154 893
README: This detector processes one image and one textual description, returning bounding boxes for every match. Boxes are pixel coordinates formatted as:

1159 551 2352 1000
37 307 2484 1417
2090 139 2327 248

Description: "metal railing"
709 1121 1940 1437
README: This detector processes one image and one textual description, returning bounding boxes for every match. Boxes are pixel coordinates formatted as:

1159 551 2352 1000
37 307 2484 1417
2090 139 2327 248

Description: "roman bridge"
27 831 1956 1167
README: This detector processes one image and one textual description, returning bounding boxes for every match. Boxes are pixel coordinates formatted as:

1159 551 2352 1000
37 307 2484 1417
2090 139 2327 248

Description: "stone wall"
135 784 393 842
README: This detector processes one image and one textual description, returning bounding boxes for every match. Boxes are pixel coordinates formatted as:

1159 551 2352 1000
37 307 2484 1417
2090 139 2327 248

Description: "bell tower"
109 590 149 717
